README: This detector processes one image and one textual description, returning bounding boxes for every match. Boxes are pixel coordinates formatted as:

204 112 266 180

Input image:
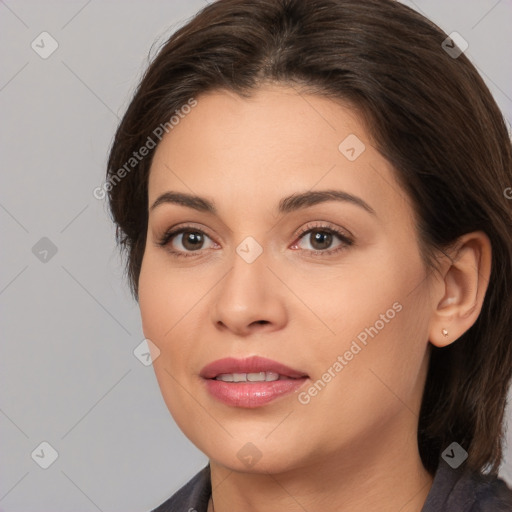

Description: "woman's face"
139 85 437 473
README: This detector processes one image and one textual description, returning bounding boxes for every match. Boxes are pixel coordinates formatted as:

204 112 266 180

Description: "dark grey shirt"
151 460 512 511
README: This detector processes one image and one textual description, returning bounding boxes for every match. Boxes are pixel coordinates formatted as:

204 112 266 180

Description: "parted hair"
106 0 512 475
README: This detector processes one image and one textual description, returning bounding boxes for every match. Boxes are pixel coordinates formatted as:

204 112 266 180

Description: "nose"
211 246 288 336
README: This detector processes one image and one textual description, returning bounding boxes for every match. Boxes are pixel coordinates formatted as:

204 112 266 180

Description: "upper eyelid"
158 222 215 238
160 222 347 238
295 221 353 239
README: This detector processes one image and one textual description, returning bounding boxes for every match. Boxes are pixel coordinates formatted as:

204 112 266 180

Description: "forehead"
150 85 360 179
147 85 411 224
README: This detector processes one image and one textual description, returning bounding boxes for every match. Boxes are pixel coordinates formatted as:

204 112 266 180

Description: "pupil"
312 231 332 250
183 231 203 250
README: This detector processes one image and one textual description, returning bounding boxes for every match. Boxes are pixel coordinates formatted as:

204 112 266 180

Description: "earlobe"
428 231 492 348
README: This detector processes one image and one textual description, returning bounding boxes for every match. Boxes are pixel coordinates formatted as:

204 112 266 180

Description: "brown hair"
106 0 512 475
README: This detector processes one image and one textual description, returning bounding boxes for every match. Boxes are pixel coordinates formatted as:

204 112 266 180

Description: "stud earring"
442 328 448 337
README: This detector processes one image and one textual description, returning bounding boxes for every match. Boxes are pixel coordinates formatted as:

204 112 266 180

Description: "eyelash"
156 222 354 259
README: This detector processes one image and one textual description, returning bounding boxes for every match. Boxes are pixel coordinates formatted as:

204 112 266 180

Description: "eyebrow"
150 189 376 216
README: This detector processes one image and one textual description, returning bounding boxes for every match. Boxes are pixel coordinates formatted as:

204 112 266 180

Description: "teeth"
247 372 279 382
215 372 281 382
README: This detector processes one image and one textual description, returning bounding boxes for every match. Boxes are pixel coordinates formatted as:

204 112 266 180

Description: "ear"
428 231 492 348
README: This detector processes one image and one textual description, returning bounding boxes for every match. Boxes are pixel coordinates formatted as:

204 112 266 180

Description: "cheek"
138 273 170 346
298 249 431 413
138 249 214 382
284 243 426 348
138 250 204 342
340 288 431 420
138 255 201 423
294 297 430 457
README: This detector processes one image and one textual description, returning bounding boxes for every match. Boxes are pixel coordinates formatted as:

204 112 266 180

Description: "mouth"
200 355 308 379
200 356 309 408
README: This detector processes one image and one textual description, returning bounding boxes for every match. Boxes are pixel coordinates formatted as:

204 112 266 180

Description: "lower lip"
204 378 308 408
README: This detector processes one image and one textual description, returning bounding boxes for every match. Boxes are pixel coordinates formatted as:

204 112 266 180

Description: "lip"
200 356 309 408
200 356 308 380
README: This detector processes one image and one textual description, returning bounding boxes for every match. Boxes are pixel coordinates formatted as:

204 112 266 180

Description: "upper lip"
200 356 308 379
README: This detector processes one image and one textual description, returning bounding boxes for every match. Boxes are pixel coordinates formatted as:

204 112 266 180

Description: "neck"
208 424 433 512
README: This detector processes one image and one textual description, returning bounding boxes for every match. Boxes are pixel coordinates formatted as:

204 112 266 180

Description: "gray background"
1 1 511 511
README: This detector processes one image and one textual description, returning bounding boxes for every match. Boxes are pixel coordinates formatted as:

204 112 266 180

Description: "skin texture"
138 85 492 512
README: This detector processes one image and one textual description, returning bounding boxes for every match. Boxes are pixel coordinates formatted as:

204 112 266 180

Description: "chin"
201 435 307 475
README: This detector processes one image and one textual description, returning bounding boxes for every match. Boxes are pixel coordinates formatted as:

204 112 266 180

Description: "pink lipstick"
200 356 309 408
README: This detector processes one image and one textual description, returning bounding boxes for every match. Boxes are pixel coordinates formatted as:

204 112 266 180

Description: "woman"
105 0 512 510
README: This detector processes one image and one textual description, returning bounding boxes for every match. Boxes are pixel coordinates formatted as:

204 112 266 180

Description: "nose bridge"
212 236 287 333
220 238 270 307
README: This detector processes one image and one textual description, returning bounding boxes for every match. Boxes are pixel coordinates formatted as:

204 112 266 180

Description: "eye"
157 222 353 258
291 223 354 255
157 226 218 257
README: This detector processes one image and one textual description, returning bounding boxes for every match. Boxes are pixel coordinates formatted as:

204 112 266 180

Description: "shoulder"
150 464 211 512
423 460 512 512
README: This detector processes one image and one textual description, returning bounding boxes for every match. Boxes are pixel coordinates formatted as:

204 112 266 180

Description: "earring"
442 328 448 337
